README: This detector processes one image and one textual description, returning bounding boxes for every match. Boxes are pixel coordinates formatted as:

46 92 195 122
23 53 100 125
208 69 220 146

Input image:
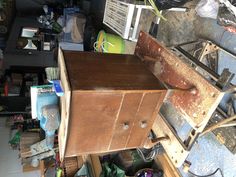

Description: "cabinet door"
109 93 143 150
65 92 123 156
126 92 165 148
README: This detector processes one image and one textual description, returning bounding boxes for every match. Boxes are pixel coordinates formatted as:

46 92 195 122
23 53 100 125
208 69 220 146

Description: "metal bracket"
216 68 235 90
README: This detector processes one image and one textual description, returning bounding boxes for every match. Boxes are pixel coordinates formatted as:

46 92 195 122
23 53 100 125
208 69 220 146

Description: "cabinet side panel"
65 92 123 156
126 92 166 148
109 93 143 150
58 48 71 161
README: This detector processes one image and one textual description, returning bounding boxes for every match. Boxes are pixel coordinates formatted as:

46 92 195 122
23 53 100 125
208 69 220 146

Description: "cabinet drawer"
126 92 166 148
109 93 143 150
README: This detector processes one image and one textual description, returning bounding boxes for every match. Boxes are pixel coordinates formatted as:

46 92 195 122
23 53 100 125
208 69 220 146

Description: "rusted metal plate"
135 31 224 131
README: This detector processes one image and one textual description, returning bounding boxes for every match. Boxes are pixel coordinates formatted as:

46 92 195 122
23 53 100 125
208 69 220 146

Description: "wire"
136 143 164 162
218 121 236 127
201 115 236 136
193 48 203 57
188 168 224 177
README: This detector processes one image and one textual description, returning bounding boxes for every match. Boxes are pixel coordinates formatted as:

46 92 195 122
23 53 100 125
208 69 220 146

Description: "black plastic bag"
155 0 190 10
83 16 96 51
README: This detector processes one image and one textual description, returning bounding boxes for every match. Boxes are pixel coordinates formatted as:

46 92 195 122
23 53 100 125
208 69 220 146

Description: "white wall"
0 117 40 177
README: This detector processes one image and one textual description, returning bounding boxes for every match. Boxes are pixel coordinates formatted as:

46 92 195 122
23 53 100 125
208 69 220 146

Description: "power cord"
136 143 164 162
201 115 236 136
188 168 224 177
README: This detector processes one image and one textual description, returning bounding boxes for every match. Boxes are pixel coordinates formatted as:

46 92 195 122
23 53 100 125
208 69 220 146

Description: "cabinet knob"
122 122 129 130
140 121 147 128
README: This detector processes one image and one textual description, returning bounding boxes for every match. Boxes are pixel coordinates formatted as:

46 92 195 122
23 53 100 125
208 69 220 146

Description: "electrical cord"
201 114 236 136
136 143 164 162
137 148 155 162
188 168 224 177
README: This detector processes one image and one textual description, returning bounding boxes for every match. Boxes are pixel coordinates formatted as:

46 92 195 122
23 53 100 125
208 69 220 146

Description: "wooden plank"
155 154 182 177
77 156 84 169
58 47 71 161
40 160 45 177
90 155 102 177
20 132 40 158
82 155 96 177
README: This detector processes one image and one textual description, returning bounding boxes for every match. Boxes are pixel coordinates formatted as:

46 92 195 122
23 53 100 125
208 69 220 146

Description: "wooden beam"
155 154 182 177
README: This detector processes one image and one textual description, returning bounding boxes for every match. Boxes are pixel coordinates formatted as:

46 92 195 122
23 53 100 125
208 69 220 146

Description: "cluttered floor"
0 117 40 177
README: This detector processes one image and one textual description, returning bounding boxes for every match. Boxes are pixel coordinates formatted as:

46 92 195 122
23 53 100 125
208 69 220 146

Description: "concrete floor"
157 1 199 46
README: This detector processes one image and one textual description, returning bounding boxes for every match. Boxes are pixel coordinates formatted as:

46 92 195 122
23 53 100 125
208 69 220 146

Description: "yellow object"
56 168 62 177
95 30 125 54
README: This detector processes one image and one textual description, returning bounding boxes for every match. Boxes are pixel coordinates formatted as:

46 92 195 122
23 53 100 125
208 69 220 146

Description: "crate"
103 0 152 42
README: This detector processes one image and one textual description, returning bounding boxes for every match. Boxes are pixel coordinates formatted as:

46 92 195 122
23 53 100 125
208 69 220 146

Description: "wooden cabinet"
58 49 167 159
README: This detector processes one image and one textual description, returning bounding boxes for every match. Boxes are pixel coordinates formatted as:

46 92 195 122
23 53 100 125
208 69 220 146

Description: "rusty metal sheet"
135 31 224 131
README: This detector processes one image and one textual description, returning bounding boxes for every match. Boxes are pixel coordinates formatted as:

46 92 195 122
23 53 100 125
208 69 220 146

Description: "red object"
4 82 8 96
55 152 61 168
225 26 236 33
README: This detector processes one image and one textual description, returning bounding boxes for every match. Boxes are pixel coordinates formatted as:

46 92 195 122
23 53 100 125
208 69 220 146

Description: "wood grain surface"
58 50 167 158
62 51 166 91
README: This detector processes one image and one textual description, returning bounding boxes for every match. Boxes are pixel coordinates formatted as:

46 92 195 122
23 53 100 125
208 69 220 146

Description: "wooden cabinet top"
62 50 166 91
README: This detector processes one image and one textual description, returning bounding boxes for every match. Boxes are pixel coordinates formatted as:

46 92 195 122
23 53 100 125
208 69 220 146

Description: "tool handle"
149 21 159 38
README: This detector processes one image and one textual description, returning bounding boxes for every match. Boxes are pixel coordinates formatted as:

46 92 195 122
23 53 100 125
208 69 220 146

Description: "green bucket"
95 30 125 54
